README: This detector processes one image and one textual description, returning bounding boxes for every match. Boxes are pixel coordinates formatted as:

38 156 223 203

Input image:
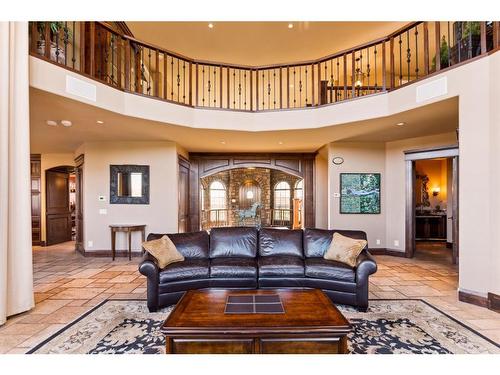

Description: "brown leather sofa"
139 227 377 312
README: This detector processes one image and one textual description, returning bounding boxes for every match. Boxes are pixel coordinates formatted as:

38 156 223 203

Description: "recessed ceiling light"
220 140 226 144
208 23 214 29
288 23 294 29
96 120 104 124
61 120 72 127
278 141 284 145
396 122 406 126
46 120 57 126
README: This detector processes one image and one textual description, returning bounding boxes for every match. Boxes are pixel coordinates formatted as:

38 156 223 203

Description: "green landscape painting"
340 173 381 214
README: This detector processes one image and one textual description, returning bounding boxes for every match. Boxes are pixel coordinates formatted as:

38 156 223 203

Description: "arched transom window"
209 181 227 224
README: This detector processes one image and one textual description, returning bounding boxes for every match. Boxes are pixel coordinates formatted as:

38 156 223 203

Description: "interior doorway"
405 146 459 264
45 166 76 246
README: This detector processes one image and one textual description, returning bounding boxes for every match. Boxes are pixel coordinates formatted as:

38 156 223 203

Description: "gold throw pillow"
323 232 367 267
142 235 184 269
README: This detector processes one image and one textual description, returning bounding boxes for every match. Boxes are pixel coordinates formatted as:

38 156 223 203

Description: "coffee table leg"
339 335 348 354
165 337 174 354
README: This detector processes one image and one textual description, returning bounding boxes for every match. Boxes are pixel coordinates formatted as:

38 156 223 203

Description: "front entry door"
46 170 72 246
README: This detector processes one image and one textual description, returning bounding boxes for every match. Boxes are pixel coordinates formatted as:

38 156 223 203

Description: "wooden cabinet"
416 215 447 240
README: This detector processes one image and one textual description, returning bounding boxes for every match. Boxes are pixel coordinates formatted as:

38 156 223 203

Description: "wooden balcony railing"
29 21 500 112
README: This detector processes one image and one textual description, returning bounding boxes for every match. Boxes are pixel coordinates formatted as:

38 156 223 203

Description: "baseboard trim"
75 249 144 258
458 290 488 308
446 242 453 249
488 293 500 312
369 248 407 257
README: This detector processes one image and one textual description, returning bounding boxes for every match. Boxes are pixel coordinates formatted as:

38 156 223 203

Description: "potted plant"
36 22 72 62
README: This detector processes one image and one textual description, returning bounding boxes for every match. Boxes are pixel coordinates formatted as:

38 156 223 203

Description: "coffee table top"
162 289 350 335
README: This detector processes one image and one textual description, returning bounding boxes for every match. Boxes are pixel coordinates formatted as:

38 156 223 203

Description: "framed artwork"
340 173 381 214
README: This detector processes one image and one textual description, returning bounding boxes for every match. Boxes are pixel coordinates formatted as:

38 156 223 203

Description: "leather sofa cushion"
303 228 368 258
210 258 257 278
258 228 304 257
209 227 257 258
148 231 209 258
159 259 209 283
258 256 305 277
305 258 355 282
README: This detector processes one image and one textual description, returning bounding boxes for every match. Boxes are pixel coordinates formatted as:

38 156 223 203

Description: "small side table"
110 224 146 261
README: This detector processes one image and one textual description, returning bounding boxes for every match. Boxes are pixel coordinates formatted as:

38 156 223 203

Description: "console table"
109 224 146 261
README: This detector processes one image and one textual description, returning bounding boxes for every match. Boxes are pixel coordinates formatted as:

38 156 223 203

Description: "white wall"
82 141 179 252
328 142 386 248
315 147 328 229
40 153 75 242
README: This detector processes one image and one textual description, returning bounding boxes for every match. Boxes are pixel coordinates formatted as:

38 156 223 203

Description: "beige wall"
315 147 328 229
81 141 179 252
328 142 386 248
40 153 75 242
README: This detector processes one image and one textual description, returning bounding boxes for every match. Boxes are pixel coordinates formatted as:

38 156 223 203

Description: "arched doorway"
191 153 315 232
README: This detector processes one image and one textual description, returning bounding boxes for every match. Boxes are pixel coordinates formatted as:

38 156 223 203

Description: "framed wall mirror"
110 165 150 204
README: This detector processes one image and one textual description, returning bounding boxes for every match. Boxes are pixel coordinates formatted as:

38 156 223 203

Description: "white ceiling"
30 88 458 154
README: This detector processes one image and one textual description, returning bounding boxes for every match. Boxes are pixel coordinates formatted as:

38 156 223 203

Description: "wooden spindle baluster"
79 22 86 73
406 29 411 84
201 65 205 105
262 71 265 109
189 61 193 106
382 41 386 91
351 51 355 97
164 54 168 100
336 59 340 101
219 66 223 108
423 22 429 75
117 36 122 89
213 66 217 107
434 22 441 71
480 22 487 55
227 67 230 109
398 34 403 85
195 63 199 106
244 70 247 110
279 68 283 109
239 69 243 109
63 22 68 66
367 47 370 94
256 69 259 111
177 58 180 102
71 22 76 69
343 54 347 99
273 70 276 109
124 40 130 91
374 44 378 92
414 26 419 80
286 66 289 109
44 22 51 59
389 37 394 88
110 35 115 85
30 22 37 54
250 69 253 111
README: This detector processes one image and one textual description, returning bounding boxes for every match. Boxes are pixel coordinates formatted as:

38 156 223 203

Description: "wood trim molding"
458 290 488 308
79 250 144 258
404 144 459 161
488 293 500 312
368 248 407 257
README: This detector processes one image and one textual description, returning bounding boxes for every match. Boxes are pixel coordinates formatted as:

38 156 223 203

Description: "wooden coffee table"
161 289 351 354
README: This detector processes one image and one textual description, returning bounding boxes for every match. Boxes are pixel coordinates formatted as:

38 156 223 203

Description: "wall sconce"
432 187 440 196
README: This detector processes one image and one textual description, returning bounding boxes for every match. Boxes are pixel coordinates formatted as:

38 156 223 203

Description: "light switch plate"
87 240 93 248
376 239 381 245
99 208 107 215
394 240 400 247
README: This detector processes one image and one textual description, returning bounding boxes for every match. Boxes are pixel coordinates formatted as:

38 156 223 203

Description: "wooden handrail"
28 21 497 113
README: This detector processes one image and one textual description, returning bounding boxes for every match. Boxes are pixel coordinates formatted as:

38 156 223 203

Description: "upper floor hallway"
29 21 500 114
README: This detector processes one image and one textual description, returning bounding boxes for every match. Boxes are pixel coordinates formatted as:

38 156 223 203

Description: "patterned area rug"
27 299 499 354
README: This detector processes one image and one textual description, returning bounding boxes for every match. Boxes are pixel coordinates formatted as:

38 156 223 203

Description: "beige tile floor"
0 241 498 353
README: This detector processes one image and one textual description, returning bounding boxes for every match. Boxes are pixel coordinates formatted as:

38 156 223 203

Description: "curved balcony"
29 21 499 113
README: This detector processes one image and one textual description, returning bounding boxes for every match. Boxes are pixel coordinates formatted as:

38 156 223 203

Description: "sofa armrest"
355 250 377 277
354 250 377 311
138 254 160 312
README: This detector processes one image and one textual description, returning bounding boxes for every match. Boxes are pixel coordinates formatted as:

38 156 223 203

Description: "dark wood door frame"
45 166 74 246
178 155 190 233
188 153 316 232
404 145 459 262
75 154 84 253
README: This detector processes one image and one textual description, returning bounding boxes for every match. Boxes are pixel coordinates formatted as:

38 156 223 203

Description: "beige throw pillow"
323 232 367 267
142 235 184 269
